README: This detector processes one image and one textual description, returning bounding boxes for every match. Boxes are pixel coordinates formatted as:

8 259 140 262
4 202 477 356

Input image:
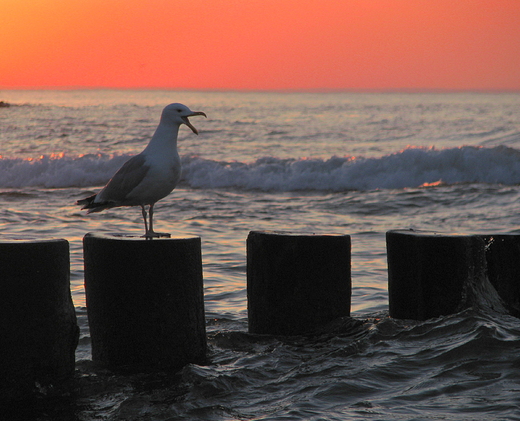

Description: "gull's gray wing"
97 154 150 204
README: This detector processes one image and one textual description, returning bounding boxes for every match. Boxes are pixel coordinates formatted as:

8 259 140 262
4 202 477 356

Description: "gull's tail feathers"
76 194 114 214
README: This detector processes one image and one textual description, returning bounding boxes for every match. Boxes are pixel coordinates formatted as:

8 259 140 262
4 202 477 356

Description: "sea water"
1 90 520 419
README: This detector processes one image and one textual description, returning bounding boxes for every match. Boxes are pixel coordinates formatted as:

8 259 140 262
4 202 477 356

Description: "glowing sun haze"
1 0 519 91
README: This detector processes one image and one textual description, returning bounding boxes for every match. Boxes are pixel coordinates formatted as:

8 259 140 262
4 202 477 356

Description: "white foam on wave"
1 146 520 191
182 145 520 191
0 154 130 189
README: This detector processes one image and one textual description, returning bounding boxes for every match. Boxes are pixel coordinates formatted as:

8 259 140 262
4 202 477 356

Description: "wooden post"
386 230 488 320
481 234 520 317
0 239 78 404
247 231 351 335
83 233 207 371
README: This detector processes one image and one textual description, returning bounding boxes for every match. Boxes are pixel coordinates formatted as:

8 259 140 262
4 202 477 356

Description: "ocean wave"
1 146 520 191
0 153 130 189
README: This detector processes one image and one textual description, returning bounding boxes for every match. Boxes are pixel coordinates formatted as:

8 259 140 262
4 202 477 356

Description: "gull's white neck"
143 121 181 156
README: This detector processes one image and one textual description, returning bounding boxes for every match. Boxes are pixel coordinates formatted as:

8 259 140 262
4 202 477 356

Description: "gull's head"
161 103 207 134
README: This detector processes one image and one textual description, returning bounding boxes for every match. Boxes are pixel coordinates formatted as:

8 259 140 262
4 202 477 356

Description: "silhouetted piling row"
3 230 520 405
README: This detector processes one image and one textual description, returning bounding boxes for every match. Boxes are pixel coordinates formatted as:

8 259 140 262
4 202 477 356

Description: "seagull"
77 103 206 238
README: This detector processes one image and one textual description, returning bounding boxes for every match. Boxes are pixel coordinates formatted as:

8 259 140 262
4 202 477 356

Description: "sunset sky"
1 0 519 91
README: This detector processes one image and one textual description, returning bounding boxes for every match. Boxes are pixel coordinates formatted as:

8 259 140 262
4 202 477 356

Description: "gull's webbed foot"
142 231 171 239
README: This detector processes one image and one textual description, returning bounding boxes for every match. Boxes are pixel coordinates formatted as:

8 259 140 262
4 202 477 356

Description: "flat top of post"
84 233 201 241
248 230 350 238
387 229 472 237
0 236 68 244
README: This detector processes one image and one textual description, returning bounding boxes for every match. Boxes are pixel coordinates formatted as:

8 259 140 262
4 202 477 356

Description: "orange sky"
1 0 519 91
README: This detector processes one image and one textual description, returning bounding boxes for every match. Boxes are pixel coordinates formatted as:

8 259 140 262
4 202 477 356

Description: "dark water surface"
1 91 520 419
15 306 520 421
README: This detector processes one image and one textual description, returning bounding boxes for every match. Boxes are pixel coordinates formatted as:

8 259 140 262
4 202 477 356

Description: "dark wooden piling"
83 233 207 371
247 231 351 335
386 230 488 320
480 234 520 317
0 239 78 404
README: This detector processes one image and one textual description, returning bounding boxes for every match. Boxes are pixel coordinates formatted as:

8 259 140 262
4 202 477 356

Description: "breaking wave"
1 145 520 191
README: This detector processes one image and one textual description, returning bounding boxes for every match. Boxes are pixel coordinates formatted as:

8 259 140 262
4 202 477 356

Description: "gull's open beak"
182 111 207 135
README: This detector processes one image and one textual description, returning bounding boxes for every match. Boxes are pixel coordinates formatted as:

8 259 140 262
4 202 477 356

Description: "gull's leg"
149 203 155 234
147 203 170 238
141 205 150 237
